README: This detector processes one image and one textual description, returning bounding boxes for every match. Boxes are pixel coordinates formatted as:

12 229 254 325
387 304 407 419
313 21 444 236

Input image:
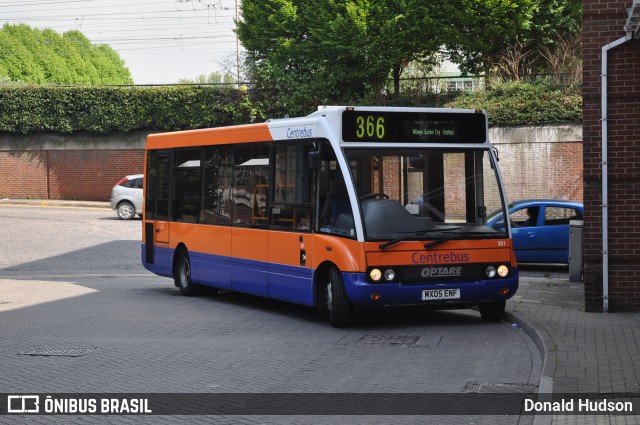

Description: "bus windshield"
343 148 508 241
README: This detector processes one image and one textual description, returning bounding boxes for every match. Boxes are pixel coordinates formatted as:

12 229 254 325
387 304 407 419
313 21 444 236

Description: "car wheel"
479 300 506 322
117 201 135 220
326 266 352 327
174 249 199 296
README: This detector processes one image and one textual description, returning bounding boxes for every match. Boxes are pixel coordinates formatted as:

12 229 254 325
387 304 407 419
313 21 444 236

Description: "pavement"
504 273 640 425
2 198 640 424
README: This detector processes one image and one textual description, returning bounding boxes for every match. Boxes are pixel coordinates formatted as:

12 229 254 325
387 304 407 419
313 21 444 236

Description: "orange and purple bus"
142 106 518 326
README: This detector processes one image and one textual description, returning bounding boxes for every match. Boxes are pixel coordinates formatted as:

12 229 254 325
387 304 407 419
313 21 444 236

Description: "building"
582 0 640 311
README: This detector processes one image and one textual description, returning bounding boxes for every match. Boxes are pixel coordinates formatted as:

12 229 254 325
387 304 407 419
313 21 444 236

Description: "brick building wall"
0 126 582 205
583 0 640 311
0 131 147 201
492 126 584 202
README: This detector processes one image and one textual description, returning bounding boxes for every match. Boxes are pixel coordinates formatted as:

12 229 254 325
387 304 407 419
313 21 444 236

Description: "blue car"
487 199 584 264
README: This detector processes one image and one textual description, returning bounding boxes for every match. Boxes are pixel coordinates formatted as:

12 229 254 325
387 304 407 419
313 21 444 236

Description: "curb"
0 199 110 209
503 310 555 425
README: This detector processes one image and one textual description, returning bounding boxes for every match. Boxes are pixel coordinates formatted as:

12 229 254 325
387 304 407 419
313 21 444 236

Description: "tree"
0 24 133 85
237 0 444 115
440 0 581 79
178 71 235 84
237 0 581 112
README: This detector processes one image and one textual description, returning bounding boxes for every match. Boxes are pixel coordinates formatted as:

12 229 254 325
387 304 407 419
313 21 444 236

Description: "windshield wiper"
378 227 461 250
423 231 500 250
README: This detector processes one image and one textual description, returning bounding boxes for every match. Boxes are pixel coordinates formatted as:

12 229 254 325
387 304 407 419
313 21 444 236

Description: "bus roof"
145 106 489 150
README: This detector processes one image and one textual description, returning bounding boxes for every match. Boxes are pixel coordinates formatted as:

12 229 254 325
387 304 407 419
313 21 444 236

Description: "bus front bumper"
341 271 519 308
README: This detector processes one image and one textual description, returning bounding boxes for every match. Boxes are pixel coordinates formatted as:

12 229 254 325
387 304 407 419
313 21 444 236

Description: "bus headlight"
383 269 396 281
370 268 382 282
497 265 509 277
485 266 497 278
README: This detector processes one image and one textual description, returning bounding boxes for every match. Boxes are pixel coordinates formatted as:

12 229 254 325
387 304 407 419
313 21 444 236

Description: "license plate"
422 288 460 301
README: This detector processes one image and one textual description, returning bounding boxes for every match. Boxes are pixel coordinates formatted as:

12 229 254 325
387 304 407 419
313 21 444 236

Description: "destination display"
341 110 487 143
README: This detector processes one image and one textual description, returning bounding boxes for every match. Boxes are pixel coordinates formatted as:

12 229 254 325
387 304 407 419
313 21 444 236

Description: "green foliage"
0 82 582 134
0 86 261 134
442 0 582 78
237 0 582 105
237 0 444 116
444 81 582 125
0 24 133 85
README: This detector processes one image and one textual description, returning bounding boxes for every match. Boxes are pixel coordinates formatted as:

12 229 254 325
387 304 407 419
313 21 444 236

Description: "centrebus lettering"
412 252 470 264
286 127 313 139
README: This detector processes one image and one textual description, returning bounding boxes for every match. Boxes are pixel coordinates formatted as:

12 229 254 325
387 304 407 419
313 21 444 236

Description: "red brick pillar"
583 0 640 311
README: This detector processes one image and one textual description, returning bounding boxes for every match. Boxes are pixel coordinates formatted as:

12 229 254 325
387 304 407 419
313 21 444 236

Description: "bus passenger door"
268 224 314 306
155 153 171 244
144 150 171 276
267 141 316 306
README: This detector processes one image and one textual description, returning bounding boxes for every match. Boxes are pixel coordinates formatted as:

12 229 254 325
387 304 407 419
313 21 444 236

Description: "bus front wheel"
479 300 505 322
326 266 352 327
175 249 199 296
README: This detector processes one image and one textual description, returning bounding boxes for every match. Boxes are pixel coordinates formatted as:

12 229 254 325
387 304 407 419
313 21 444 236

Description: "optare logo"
7 395 40 413
421 266 463 278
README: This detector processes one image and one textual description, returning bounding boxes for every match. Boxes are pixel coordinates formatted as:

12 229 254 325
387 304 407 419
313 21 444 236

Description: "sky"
2 0 241 84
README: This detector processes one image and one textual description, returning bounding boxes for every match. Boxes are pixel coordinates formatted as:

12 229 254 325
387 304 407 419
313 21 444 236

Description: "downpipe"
601 34 631 312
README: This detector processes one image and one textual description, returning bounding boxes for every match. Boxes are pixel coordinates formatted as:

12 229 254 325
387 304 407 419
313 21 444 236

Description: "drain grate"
19 346 101 357
337 333 440 348
357 335 421 347
465 382 538 394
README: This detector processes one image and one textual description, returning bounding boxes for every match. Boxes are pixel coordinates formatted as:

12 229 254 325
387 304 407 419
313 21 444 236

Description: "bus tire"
479 300 505 322
327 266 352 327
174 249 199 296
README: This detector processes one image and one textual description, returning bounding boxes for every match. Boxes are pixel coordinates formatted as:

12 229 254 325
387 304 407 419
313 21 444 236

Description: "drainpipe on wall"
601 34 631 313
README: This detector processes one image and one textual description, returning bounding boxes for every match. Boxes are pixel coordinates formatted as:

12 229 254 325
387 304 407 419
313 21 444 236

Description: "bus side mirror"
308 150 321 170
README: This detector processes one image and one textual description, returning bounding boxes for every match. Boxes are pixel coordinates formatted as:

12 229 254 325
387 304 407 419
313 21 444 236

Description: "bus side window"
172 149 202 224
316 142 355 238
234 145 270 228
203 146 233 226
271 142 313 232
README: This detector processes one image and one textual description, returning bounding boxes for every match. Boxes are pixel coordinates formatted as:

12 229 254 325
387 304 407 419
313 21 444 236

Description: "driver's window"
510 207 539 227
317 142 354 238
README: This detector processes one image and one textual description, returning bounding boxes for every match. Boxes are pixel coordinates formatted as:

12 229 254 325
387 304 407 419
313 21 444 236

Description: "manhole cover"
19 346 101 357
465 382 537 393
357 335 420 347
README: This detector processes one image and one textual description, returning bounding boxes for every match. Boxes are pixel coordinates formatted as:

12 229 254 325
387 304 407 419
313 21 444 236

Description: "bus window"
317 141 355 238
145 150 158 220
343 148 504 237
156 152 170 221
272 142 313 231
234 145 270 228
203 146 233 226
172 149 202 223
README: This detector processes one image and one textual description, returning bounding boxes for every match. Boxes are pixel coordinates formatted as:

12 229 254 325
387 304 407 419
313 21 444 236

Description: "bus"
142 106 518 326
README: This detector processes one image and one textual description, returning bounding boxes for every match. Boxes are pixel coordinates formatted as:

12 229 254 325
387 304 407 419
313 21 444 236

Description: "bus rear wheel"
326 266 352 327
174 249 199 296
479 300 505 322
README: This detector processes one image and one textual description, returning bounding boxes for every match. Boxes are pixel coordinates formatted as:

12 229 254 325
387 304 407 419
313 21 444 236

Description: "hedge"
0 85 263 134
0 82 581 134
444 81 582 126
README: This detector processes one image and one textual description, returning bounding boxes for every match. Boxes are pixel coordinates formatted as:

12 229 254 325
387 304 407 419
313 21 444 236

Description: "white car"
110 174 143 220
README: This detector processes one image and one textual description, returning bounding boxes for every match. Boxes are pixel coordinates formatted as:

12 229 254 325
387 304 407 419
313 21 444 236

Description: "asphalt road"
0 205 542 424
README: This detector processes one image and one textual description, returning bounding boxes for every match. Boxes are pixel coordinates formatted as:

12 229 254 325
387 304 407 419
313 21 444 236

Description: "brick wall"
583 0 640 311
0 131 147 201
0 149 144 201
492 125 584 202
0 126 582 205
